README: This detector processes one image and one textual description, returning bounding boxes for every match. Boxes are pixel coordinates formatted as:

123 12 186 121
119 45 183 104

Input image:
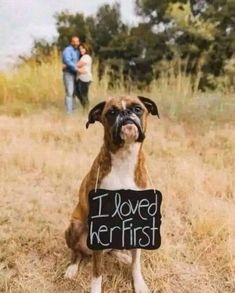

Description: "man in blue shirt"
62 36 80 113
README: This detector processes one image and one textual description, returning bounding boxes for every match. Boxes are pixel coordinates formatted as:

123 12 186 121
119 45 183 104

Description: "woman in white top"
76 43 92 109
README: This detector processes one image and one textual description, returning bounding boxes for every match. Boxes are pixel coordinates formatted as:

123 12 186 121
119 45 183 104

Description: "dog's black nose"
120 109 132 117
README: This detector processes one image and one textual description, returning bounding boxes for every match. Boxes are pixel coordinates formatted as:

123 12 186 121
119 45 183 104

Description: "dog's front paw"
133 277 149 293
64 264 78 279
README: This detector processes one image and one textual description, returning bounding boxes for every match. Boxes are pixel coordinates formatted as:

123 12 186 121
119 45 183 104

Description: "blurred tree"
85 3 129 83
199 0 235 84
55 11 89 49
27 0 235 90
136 0 235 89
87 3 126 53
18 39 58 66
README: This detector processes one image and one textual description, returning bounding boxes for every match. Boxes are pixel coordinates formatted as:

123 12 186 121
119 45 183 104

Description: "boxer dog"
64 96 159 293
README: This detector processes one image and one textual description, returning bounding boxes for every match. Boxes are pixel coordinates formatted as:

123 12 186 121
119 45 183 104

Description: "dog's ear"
138 96 160 118
86 101 106 128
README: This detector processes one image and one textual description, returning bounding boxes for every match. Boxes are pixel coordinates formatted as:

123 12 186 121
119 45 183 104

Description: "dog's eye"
133 106 143 114
107 108 118 116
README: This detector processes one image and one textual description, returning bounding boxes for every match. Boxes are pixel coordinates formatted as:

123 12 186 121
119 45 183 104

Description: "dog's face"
86 96 159 147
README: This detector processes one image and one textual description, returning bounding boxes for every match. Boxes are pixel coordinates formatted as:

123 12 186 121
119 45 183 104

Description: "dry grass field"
0 59 235 292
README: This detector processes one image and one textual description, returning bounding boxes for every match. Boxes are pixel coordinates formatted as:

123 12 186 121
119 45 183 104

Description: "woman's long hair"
79 43 91 55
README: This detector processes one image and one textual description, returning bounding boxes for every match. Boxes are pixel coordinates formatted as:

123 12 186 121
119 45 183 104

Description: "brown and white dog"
64 95 159 293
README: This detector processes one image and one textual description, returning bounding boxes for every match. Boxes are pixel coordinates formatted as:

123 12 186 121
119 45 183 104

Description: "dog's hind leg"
64 250 82 279
64 220 84 279
91 251 103 293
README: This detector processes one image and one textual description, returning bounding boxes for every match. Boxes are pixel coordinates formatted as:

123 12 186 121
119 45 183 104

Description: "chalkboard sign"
87 189 162 250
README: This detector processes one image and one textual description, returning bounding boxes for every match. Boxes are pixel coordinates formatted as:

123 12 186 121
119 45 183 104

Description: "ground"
0 109 234 292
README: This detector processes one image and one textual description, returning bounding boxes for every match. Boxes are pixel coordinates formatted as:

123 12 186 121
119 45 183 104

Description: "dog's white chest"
100 144 140 190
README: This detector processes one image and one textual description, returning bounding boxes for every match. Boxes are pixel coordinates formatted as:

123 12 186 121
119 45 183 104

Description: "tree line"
28 0 235 91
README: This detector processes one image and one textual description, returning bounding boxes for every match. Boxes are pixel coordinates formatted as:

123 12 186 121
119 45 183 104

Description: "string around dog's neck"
95 166 100 193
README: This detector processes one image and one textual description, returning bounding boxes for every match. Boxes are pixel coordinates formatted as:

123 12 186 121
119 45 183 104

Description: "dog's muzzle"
112 110 145 145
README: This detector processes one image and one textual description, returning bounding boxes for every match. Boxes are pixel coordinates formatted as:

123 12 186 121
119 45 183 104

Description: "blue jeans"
63 71 76 113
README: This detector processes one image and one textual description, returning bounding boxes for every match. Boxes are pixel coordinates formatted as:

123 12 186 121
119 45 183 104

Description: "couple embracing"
62 36 92 113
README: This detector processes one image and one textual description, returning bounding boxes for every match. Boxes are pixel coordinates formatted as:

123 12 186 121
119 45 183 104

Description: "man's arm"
77 55 90 68
77 60 86 68
62 47 77 73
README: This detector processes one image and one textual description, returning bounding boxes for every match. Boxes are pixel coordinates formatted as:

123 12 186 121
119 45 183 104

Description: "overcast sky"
0 0 138 69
